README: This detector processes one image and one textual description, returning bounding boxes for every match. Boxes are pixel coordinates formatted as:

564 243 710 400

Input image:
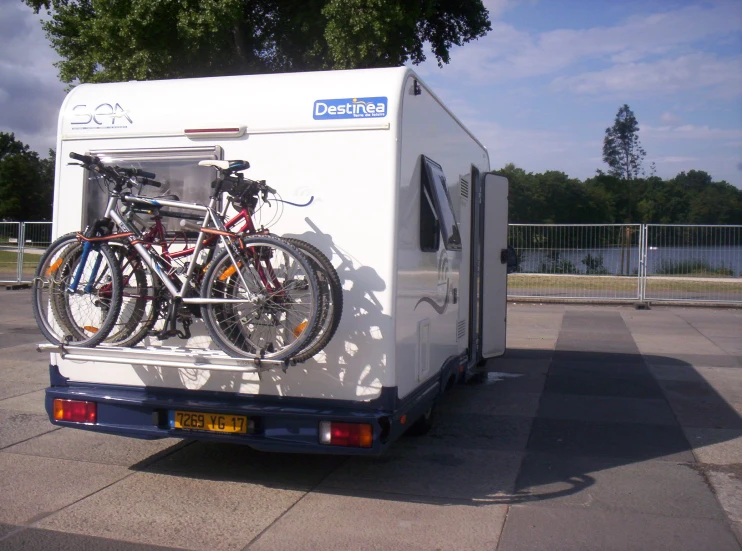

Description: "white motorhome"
44 67 509 454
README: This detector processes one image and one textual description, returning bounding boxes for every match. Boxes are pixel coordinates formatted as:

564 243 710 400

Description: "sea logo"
313 97 388 120
71 102 132 129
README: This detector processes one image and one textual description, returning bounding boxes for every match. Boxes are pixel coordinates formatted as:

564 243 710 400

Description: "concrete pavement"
0 290 740 550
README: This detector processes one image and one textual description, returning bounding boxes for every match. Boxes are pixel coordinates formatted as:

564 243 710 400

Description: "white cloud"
551 54 742 96
439 1 741 90
653 156 699 163
660 111 682 124
482 0 536 19
643 124 742 141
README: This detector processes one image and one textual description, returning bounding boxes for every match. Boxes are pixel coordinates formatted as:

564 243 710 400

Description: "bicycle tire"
105 245 163 347
32 232 123 347
281 238 343 362
200 236 320 360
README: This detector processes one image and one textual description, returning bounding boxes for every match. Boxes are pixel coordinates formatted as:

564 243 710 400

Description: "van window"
84 146 222 229
420 156 462 251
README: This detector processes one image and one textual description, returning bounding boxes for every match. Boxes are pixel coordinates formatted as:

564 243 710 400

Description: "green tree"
0 133 55 221
602 104 646 181
26 0 491 84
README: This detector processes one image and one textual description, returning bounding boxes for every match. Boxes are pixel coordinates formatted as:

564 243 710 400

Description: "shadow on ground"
124 346 740 508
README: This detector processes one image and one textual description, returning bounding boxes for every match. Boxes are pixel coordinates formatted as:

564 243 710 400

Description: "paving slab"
658 379 742 429
644 352 742 368
249 492 508 551
506 337 557 351
0 358 49 384
0 331 44 350
0 344 48 368
705 468 742 526
648 362 704 382
684 428 742 465
35 471 305 551
631 334 728 356
493 348 554 362
0 381 45 401
144 441 345 489
470 369 547 393
551 350 644 365
394 413 532 453
544 369 664 398
0 389 46 414
514 452 725 519
5 427 182 466
497 504 741 551
0 525 187 551
527 418 693 462
441 387 541 418
0 453 131 534
697 366 742 412
0 409 56 449
707 337 742 356
536 394 677 425
484 354 551 375
320 447 523 503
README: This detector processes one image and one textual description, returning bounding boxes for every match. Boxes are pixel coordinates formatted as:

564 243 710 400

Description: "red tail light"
53 399 97 423
319 421 373 448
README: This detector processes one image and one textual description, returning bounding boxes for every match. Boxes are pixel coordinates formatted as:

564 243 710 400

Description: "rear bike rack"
36 342 294 376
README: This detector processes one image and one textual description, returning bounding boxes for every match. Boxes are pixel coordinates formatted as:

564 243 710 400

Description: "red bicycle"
108 160 342 362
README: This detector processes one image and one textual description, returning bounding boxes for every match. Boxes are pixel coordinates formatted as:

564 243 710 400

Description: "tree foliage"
0 133 55 221
26 0 491 84
496 164 742 225
603 104 646 181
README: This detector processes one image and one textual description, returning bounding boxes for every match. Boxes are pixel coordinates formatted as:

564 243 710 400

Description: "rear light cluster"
53 399 97 423
319 421 373 448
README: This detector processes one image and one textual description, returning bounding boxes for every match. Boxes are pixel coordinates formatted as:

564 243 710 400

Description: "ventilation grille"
460 178 469 200
457 320 466 340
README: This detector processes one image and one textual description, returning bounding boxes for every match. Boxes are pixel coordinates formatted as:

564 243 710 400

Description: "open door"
481 174 509 359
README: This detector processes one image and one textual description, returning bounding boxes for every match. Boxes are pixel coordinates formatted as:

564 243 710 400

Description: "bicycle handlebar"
69 152 160 188
138 177 162 188
69 152 98 165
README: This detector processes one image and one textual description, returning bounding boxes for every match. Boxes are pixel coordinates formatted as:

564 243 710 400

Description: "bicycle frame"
70 190 257 306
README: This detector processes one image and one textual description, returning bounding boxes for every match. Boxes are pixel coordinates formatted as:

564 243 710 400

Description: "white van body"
44 67 508 453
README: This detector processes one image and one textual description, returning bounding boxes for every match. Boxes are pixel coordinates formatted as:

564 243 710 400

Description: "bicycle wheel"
105 245 163 347
201 236 319 360
32 233 123 347
281 238 343 362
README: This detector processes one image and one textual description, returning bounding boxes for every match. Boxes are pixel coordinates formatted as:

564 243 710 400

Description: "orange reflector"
83 326 99 333
46 257 64 275
459 365 464 372
319 421 373 448
53 399 97 423
218 263 240 281
293 319 308 338
400 415 407 425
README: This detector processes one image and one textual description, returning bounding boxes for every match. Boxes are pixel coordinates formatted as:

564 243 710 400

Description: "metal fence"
2 222 741 304
0 222 52 284
509 224 742 304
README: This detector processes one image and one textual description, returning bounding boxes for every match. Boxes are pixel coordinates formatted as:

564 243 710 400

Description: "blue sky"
1 0 741 187
415 0 742 187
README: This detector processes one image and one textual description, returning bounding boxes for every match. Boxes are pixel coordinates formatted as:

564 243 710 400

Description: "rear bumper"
45 367 441 455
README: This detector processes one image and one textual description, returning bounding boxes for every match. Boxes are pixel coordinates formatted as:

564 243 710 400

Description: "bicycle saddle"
198 160 250 172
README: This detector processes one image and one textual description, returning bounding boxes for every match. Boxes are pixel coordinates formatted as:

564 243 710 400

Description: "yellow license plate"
173 411 249 434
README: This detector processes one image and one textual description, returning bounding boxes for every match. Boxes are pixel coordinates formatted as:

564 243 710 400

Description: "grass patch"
654 259 735 277
0 251 42 279
508 274 742 294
